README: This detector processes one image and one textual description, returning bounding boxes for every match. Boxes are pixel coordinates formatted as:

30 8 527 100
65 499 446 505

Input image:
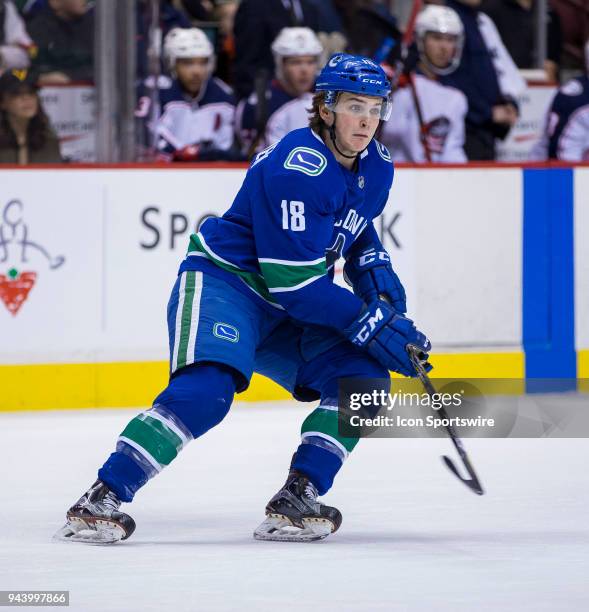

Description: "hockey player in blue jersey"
55 54 431 544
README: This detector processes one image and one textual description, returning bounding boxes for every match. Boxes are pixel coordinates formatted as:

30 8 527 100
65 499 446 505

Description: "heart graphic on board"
0 269 37 316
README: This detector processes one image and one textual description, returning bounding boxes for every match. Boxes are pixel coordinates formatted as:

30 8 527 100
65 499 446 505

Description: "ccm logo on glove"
351 307 385 344
357 249 390 267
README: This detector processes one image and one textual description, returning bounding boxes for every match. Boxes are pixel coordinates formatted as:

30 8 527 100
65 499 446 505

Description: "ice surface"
1 399 588 611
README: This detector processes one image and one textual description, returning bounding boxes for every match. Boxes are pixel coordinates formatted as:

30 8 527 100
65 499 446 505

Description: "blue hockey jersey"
179 127 395 331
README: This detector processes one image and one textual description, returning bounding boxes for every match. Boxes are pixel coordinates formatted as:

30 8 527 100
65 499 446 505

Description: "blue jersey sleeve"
347 222 383 255
252 167 363 330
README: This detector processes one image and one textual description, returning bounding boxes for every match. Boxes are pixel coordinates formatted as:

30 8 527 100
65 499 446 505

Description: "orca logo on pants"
213 322 239 343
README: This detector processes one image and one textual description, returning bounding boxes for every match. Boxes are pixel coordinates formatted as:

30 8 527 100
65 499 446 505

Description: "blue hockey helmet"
315 54 393 120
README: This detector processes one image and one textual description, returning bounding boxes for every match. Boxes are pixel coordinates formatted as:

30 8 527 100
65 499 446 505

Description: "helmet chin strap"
327 114 364 160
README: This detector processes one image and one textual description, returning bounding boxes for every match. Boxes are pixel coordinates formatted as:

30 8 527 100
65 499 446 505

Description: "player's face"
281 56 318 96
424 32 458 70
324 93 382 154
1 91 39 121
176 58 210 96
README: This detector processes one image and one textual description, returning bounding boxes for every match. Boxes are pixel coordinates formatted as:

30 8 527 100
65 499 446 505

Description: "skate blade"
53 517 126 545
253 513 334 542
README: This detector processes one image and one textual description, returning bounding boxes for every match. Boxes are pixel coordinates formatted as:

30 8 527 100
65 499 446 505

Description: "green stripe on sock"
177 271 196 369
259 260 326 290
120 414 183 466
301 408 359 453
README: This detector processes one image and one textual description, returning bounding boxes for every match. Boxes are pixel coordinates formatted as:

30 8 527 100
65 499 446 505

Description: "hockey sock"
292 402 359 495
98 363 237 502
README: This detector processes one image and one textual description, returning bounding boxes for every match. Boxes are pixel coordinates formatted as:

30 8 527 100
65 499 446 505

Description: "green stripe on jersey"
259 259 326 291
120 414 183 466
301 407 359 453
187 233 279 305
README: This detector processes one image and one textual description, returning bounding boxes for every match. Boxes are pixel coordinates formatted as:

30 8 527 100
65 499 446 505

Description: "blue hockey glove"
343 247 407 313
345 300 431 377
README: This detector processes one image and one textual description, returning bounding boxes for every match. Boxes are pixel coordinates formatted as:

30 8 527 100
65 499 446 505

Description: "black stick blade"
442 456 485 496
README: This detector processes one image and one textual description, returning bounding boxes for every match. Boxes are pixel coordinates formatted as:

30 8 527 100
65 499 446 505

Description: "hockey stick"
407 345 485 495
386 0 432 161
402 0 432 161
246 68 270 160
388 0 423 92
408 74 432 162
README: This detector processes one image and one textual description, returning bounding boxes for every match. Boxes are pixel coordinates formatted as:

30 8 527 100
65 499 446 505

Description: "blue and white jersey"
140 76 236 156
235 81 313 154
531 76 589 162
179 127 395 331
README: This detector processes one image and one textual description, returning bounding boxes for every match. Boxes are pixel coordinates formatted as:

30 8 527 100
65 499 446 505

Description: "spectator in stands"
27 0 93 85
138 27 237 162
439 0 526 160
551 0 589 72
306 0 346 63
0 70 62 163
200 1 240 86
236 27 322 156
481 0 563 82
15 0 46 18
531 39 589 161
233 0 323 99
180 0 214 21
0 0 33 74
334 0 400 61
381 5 468 163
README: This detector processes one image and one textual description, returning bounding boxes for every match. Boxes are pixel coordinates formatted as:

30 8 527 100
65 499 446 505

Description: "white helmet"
164 27 214 74
271 27 323 82
415 6 464 76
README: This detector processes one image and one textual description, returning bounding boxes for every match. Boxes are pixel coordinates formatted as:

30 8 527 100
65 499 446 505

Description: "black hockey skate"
53 480 136 544
253 470 342 542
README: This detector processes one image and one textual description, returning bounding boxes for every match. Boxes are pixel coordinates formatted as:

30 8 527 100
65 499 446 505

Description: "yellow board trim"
578 349 589 393
0 351 527 412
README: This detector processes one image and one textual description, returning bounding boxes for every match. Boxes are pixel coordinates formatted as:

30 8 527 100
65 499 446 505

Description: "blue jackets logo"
213 322 239 343
284 147 327 177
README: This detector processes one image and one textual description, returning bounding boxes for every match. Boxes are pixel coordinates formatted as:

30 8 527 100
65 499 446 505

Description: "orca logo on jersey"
375 141 392 162
284 147 328 177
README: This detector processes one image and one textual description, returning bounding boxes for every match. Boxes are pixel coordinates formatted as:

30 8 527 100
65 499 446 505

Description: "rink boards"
0 163 586 410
